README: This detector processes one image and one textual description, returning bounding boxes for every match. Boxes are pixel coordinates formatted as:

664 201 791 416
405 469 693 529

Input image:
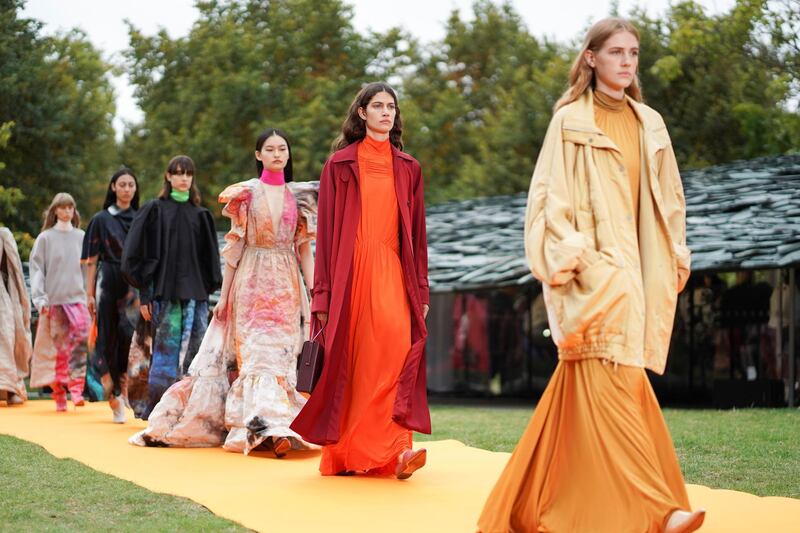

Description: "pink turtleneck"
260 168 285 185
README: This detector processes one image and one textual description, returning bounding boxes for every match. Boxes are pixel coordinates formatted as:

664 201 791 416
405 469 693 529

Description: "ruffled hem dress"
130 180 319 454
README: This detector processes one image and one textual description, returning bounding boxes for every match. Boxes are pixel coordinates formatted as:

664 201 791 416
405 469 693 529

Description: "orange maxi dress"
319 135 413 475
478 91 691 532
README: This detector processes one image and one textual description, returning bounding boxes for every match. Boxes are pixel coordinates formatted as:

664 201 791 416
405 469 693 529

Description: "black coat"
121 197 221 304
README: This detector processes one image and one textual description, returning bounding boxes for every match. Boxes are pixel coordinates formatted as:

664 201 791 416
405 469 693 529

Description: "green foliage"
121 0 385 209
402 1 571 201
634 0 800 168
0 0 117 235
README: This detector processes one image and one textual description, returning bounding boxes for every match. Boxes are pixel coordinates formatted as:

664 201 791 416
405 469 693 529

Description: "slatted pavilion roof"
426 154 800 293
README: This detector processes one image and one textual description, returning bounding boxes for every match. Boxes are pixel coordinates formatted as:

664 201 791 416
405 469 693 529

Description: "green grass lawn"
415 405 800 498
1 405 797 531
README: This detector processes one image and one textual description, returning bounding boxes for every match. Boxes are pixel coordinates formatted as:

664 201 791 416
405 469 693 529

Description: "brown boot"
272 437 291 458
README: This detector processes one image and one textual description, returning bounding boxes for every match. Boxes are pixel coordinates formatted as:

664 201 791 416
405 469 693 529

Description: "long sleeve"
81 213 102 261
199 209 222 295
657 136 691 293
121 201 161 304
29 234 48 309
311 160 335 315
411 163 429 306
524 113 595 287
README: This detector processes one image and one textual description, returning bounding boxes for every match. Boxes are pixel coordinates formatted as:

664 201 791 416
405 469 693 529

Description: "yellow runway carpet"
1 401 798 532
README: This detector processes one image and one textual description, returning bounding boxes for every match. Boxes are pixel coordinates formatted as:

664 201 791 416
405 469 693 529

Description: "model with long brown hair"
478 18 704 533
29 193 91 412
291 82 431 479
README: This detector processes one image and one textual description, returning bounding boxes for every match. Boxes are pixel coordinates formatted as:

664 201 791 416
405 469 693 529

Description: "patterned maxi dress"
130 180 318 454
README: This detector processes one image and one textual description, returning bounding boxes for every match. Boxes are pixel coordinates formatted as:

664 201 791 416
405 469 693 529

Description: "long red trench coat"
290 140 431 446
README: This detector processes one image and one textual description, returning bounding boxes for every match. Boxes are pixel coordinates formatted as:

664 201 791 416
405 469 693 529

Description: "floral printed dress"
130 179 317 454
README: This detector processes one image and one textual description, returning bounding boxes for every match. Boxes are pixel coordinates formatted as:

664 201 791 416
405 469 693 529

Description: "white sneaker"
110 395 127 424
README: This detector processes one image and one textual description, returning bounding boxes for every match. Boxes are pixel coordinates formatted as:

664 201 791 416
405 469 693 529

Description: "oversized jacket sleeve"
657 135 691 293
524 112 596 286
310 159 335 315
412 162 429 305
121 200 161 304
199 208 223 295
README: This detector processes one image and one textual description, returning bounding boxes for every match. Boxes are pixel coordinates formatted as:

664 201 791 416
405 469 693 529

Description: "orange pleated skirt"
478 359 691 533
319 157 412 476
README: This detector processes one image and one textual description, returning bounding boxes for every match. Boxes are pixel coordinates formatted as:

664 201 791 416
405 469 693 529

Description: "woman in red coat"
291 82 431 479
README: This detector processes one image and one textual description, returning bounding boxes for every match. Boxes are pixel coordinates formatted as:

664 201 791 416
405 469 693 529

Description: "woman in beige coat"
478 18 704 533
0 227 32 405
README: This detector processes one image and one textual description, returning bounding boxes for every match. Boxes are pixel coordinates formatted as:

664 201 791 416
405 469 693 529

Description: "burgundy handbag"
296 319 324 393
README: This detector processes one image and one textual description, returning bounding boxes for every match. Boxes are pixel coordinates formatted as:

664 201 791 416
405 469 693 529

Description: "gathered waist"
355 235 400 253
244 244 294 254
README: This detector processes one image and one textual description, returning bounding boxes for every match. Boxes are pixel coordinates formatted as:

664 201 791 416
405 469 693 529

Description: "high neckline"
54 220 73 232
361 135 391 153
594 89 627 113
170 189 190 203
260 168 285 186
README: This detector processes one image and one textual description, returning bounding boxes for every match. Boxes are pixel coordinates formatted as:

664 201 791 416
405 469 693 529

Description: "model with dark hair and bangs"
82 167 141 423
291 82 431 480
130 129 320 458
121 155 222 420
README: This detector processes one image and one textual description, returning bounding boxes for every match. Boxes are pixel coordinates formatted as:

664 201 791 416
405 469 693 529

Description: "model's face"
255 135 289 172
358 91 396 135
166 166 193 192
586 31 639 93
112 174 137 204
55 204 74 223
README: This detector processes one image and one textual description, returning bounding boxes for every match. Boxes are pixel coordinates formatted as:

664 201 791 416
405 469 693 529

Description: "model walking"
29 193 90 411
478 18 704 533
291 82 431 479
82 168 140 423
121 155 222 419
0 226 32 406
130 129 318 457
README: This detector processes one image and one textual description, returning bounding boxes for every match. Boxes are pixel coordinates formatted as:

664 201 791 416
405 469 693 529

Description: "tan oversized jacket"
525 90 690 374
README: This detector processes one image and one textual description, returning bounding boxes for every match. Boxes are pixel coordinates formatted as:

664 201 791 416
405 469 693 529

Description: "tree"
633 0 800 167
0 0 117 235
401 1 570 201
121 0 399 209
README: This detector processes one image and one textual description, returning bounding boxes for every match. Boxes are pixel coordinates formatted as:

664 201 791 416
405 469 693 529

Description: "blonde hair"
555 17 642 111
41 192 80 232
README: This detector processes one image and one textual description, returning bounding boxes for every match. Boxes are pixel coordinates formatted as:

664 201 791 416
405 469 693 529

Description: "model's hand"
87 295 96 316
317 312 328 324
213 297 228 322
422 304 430 320
38 306 48 317
140 303 152 322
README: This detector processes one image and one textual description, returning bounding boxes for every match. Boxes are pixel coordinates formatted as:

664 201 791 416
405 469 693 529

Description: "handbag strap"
310 315 326 342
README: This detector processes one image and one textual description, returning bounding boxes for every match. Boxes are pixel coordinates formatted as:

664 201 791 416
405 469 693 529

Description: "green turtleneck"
170 190 190 203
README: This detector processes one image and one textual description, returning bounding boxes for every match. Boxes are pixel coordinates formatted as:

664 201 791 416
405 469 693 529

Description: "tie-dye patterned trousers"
137 299 208 420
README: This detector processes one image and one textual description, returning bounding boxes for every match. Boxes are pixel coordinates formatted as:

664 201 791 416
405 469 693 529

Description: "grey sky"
22 0 735 136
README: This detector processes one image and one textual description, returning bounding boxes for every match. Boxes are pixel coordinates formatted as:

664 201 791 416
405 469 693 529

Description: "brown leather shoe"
664 509 706 533
395 448 427 480
272 437 291 458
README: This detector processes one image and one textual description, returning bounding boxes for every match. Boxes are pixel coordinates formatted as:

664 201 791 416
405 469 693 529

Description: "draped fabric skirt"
478 359 691 533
